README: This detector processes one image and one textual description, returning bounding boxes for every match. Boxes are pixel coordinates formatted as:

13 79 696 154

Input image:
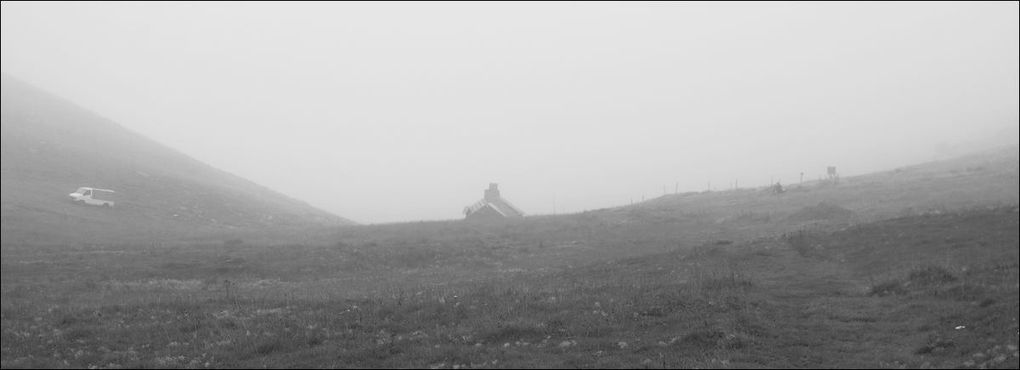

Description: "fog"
2 2 1017 224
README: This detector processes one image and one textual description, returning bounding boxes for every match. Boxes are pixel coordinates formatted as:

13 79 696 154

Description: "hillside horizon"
2 72 1016 239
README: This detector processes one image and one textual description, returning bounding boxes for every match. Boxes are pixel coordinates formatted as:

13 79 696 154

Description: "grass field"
2 147 1018 368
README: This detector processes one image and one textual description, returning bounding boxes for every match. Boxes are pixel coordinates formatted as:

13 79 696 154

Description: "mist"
2 1 1017 224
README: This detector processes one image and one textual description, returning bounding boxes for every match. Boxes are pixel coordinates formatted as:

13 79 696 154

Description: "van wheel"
103 203 112 208
75 200 85 206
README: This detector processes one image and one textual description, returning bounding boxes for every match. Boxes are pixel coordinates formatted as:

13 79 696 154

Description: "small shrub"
218 318 240 329
907 266 957 287
942 284 990 302
784 231 816 258
63 327 95 341
914 333 954 355
694 266 754 293
305 335 324 347
545 318 568 333
177 320 204 333
252 338 292 356
733 314 769 337
639 306 667 317
681 329 725 349
720 333 751 349
869 266 960 297
868 280 907 296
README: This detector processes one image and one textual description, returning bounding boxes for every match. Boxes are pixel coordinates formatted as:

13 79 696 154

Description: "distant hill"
1 75 354 245
600 144 1019 227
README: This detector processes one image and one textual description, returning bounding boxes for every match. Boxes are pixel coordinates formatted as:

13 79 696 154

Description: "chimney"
484 183 500 201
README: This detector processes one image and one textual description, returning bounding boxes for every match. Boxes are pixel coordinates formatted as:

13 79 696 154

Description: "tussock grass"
870 266 961 297
783 230 820 258
3 202 1018 368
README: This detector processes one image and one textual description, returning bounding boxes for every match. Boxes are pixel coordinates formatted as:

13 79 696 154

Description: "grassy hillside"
2 205 1016 369
1 75 353 245
1 142 1017 368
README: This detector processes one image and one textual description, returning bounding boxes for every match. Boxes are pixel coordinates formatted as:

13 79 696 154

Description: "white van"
69 187 116 208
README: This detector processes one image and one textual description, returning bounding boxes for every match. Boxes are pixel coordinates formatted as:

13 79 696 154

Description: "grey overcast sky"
2 2 1018 223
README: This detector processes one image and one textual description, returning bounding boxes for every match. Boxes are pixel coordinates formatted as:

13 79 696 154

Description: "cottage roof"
465 197 524 217
464 184 524 218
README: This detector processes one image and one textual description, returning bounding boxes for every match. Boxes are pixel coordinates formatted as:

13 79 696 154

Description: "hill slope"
2 203 1016 368
1 75 354 245
1 121 1017 367
586 144 1018 233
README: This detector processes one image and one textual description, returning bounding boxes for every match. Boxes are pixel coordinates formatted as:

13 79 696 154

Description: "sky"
2 2 1018 224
